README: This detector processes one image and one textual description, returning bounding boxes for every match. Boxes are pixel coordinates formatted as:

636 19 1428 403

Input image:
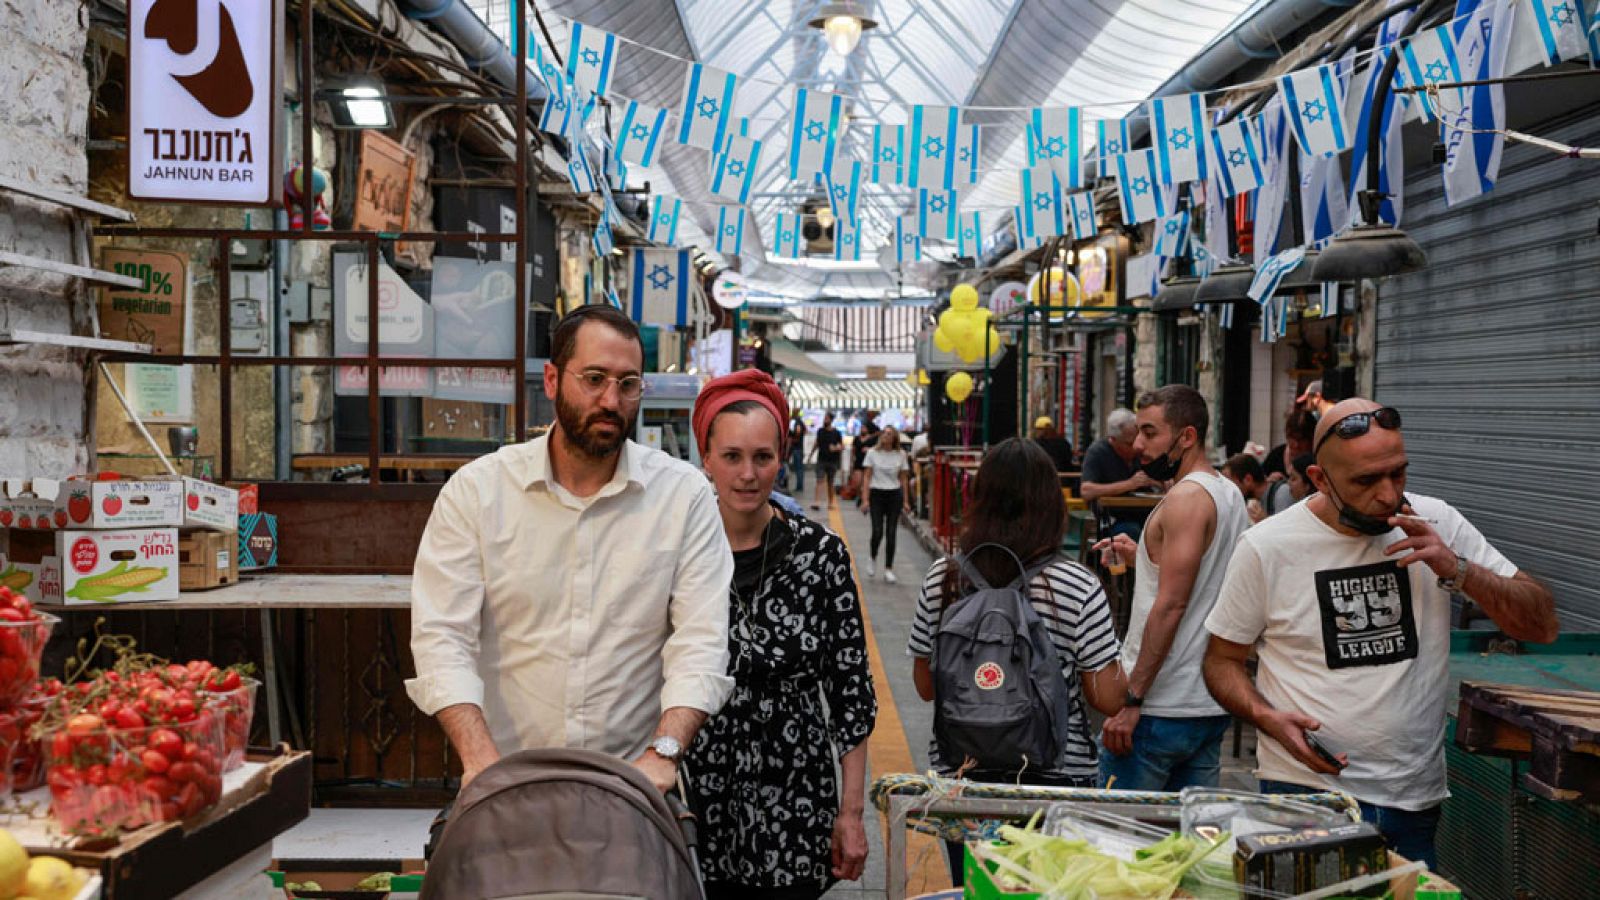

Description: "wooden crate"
1454 680 1600 802
179 528 240 590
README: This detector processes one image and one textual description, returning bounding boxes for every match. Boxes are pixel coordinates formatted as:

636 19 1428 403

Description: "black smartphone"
1303 730 1346 770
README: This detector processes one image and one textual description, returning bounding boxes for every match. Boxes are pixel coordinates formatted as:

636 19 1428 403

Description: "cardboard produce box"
56 528 179 604
182 478 240 532
56 478 184 529
1 478 65 530
179 529 240 591
0 554 62 604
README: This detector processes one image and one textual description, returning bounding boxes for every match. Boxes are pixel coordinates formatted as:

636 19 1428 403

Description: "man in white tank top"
1094 385 1249 791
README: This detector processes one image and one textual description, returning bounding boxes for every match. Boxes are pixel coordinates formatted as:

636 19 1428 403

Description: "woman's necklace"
730 516 773 611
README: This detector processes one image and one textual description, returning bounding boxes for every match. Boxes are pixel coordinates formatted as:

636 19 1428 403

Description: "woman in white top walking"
861 427 912 582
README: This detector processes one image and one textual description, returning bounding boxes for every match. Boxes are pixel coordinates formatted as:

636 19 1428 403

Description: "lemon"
0 829 29 899
20 857 78 900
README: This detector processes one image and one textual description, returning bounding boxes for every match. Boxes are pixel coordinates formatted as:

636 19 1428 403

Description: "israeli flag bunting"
1192 241 1217 279
1320 282 1341 319
955 211 984 259
605 152 628 192
1254 100 1292 265
1011 207 1039 248
917 188 959 241
834 221 863 262
1019 165 1066 239
678 63 739 151
955 124 982 186
894 214 923 264
592 213 614 258
1349 7 1412 227
646 195 681 245
908 105 961 190
789 88 845 180
870 124 906 185
1148 93 1208 184
1203 178 1232 266
770 212 804 259
539 74 580 138
1301 149 1349 246
1279 63 1351 157
1096 118 1132 179
824 157 864 230
1247 246 1307 303
565 22 618 97
1153 210 1191 258
1028 107 1082 188
709 134 762 204
1114 149 1167 224
1209 116 1266 197
1397 24 1464 121
528 36 564 91
713 206 747 257
615 100 669 168
567 145 599 194
629 248 691 328
1527 0 1600 65
1442 0 1515 207
1068 191 1098 238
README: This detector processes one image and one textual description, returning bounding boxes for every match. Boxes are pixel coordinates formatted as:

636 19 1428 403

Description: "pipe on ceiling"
396 0 550 102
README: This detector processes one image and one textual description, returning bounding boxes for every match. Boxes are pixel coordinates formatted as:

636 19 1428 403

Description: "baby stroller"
422 747 706 900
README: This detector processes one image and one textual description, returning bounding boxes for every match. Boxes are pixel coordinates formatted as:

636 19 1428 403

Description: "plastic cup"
0 612 59 707
202 677 260 771
42 709 226 835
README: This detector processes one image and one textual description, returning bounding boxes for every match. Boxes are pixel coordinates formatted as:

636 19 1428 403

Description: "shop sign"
99 248 187 355
332 252 433 397
123 364 194 423
353 131 416 232
127 0 284 205
865 365 888 381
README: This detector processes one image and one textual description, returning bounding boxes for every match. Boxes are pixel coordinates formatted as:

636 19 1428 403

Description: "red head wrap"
692 369 791 459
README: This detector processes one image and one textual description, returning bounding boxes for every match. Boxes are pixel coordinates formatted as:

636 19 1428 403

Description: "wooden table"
1096 491 1164 511
291 454 474 474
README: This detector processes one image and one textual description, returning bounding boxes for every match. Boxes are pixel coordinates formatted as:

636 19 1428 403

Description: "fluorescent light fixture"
326 77 393 130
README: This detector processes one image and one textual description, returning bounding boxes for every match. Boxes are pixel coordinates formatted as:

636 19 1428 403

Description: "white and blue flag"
592 215 614 258
1398 24 1464 121
1148 93 1208 184
955 124 982 186
615 100 669 168
1348 7 1413 227
1527 0 1599 65
1153 210 1191 258
565 22 618 97
1301 149 1349 246
894 214 923 264
834 221 863 262
539 74 580 139
1028 107 1082 188
709 134 762 204
870 124 905 185
1013 208 1048 249
789 88 845 180
916 188 959 241
713 206 747 257
1019 165 1066 239
908 105 960 190
1202 177 1233 267
955 211 984 259
1067 191 1098 239
770 212 804 259
1114 149 1167 224
1247 246 1306 303
646 195 681 245
678 63 739 151
629 248 691 328
1254 100 1292 264
528 35 564 92
567 144 599 194
1320 282 1342 319
1095 118 1132 179
1442 0 1515 207
1209 115 1266 197
825 157 864 230
1279 63 1351 157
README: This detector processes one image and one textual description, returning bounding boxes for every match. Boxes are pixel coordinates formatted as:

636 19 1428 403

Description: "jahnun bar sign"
128 0 284 205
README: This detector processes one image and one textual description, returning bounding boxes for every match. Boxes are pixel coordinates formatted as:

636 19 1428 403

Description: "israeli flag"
567 145 599 194
709 134 762 204
1019 165 1066 239
1153 210 1191 258
1068 191 1098 238
1027 107 1082 188
908 105 960 190
1348 10 1412 227
646 195 681 245
955 211 984 259
1209 116 1266 197
539 74 580 138
1254 100 1292 265
1398 24 1464 121
1148 93 1208 184
770 212 804 258
615 100 669 168
894 214 923 264
565 22 618 97
870 124 906 185
1247 246 1306 303
592 213 614 258
1279 63 1351 157
678 63 739 151
713 206 747 257
954 124 982 186
1442 0 1515 207
824 157 864 230
1301 149 1348 246
916 188 959 241
1114 149 1167 224
629 248 691 328
1527 0 1599 65
1320 281 1341 319
1014 211 1048 250
834 221 863 262
789 88 845 179
1095 118 1132 179
1203 176 1233 266
528 35 564 91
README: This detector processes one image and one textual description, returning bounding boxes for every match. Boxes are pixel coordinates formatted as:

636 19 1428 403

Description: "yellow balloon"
950 283 980 312
918 368 932 386
941 310 979 345
956 322 1002 363
933 326 956 352
945 371 974 403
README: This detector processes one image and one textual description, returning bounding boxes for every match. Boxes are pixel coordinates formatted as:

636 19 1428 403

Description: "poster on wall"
127 0 284 204
99 248 187 355
430 257 516 403
332 252 433 397
353 131 415 232
123 364 193 423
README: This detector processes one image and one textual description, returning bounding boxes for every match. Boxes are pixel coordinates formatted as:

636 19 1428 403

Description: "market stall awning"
786 378 918 413
770 338 838 384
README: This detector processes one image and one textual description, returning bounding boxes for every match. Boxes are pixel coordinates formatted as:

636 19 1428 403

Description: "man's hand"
1101 705 1141 757
1384 504 1457 581
831 809 868 881
1092 533 1138 568
630 750 679 793
1260 708 1347 776
1129 470 1158 492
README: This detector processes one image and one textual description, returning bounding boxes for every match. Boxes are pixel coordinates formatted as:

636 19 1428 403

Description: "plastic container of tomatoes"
0 609 59 706
9 692 52 791
203 674 259 771
43 708 227 836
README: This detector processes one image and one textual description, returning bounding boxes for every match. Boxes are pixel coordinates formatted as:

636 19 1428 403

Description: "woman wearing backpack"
684 369 878 900
906 438 1128 884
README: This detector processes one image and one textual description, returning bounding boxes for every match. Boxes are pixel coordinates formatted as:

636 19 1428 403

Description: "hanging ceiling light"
1312 192 1427 281
1152 276 1202 312
808 2 878 56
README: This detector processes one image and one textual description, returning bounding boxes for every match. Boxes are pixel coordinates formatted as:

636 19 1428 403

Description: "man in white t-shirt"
1203 398 1558 869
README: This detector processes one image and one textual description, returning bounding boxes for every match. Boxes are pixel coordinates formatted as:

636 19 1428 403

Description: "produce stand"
1 745 311 899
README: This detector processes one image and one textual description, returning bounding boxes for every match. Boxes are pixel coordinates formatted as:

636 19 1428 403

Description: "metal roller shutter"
1374 105 1600 630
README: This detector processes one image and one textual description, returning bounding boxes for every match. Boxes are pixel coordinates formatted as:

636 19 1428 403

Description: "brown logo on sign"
145 0 253 118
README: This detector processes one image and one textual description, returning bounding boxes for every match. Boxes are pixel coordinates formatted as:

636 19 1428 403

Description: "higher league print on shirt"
1313 560 1419 669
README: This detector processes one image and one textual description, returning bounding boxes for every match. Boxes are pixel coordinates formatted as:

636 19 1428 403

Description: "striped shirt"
907 557 1121 780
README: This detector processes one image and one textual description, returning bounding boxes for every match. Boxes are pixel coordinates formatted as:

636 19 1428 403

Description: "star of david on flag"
678 63 739 151
592 213 615 258
789 88 845 180
539 73 581 140
713 206 747 258
824 157 864 230
615 100 669 168
770 212 804 259
1148 93 1208 185
629 248 691 328
955 123 982 186
1247 246 1307 304
709 134 762 204
916 188 959 241
1067 191 1098 239
565 23 618 97
1019 165 1066 239
870 124 905 185
527 37 563 93
646 195 681 245
1027 107 1082 188
567 144 599 194
1095 118 1132 180
1278 62 1351 157
834 221 863 262
894 214 923 264
1397 25 1464 122
1114 149 1167 224
1526 0 1600 66
955 210 984 259
1208 115 1266 197
1152 210 1191 258
909 105 960 190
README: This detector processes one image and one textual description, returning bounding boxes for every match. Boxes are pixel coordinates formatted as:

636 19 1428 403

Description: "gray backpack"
931 544 1075 775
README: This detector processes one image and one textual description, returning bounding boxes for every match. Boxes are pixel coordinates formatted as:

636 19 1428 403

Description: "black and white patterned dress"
686 508 877 891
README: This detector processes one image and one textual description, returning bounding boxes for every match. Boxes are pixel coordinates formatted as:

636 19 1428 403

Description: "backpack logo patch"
974 661 1005 690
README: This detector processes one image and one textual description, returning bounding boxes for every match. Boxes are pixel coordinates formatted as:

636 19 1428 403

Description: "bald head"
1313 397 1385 454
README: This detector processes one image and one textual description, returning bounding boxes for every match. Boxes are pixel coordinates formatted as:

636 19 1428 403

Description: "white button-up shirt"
405 435 734 759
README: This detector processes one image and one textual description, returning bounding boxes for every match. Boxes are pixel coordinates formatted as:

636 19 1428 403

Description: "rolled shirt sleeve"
659 481 735 715
405 474 488 715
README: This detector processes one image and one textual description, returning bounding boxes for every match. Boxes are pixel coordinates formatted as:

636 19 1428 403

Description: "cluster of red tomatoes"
0 587 55 708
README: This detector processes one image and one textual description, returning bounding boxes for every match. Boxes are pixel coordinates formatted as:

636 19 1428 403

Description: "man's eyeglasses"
565 368 646 399
1313 407 1402 456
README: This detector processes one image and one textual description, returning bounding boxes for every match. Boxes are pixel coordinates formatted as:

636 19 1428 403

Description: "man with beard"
407 304 734 794
1203 398 1557 868
1092 386 1248 791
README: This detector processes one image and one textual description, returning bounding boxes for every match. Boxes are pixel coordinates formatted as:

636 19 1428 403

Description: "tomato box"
1 478 66 530
55 529 180 604
182 478 240 532
56 479 184 529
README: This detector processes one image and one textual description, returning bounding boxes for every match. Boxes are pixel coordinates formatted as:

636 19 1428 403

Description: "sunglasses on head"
1314 407 1402 457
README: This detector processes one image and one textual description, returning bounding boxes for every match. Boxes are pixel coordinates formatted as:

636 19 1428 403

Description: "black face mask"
1327 480 1406 536
1140 442 1184 482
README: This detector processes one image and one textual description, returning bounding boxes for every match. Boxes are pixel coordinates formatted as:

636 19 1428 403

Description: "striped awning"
784 378 919 414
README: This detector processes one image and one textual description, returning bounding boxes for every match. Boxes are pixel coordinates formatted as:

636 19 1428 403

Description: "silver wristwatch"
1438 554 1471 594
649 735 683 761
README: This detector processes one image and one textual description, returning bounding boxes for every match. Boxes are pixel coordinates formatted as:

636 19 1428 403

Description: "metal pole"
513 0 529 443
981 335 990 447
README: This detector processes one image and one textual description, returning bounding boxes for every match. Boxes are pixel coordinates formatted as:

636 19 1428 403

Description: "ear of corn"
0 565 33 592
66 565 168 601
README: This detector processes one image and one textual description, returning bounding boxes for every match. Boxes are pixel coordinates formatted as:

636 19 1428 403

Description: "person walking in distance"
809 413 843 511
861 427 911 583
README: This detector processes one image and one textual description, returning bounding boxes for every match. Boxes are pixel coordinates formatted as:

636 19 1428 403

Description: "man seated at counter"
1080 408 1159 539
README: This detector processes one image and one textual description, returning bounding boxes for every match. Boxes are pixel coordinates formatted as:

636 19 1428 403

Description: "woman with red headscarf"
683 369 877 900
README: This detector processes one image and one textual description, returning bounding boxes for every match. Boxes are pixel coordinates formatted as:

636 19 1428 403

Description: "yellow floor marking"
828 502 952 894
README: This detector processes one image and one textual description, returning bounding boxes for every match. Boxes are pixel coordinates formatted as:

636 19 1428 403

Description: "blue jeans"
1258 779 1442 871
1098 713 1232 792
789 449 805 491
